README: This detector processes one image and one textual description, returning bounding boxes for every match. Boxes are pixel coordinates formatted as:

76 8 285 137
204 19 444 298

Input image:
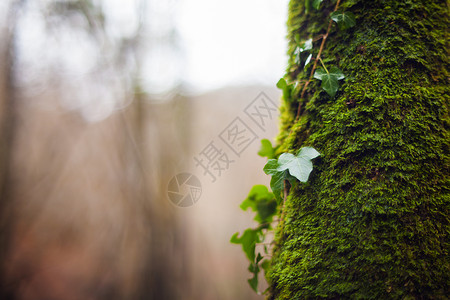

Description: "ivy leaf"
302 38 313 51
258 139 275 159
294 38 313 70
276 147 320 182
329 66 345 80
256 198 277 224
240 185 269 211
304 53 312 69
276 77 287 90
276 78 294 102
313 66 345 98
247 253 264 292
240 185 277 224
330 11 356 30
263 159 278 176
247 262 260 292
264 160 283 202
270 170 288 203
312 0 323 10
230 229 260 262
264 160 297 202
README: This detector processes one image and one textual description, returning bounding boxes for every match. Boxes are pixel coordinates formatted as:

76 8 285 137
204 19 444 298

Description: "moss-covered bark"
267 0 449 298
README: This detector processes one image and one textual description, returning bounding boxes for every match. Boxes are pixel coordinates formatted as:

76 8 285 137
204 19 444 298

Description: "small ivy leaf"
298 146 321 160
329 66 345 80
264 159 283 201
330 11 356 30
303 38 313 51
295 38 313 70
276 78 287 90
304 53 312 69
263 159 279 176
256 198 277 224
247 253 263 292
264 160 298 202
269 170 297 203
313 67 345 98
312 0 323 10
276 78 294 102
321 75 338 97
276 147 320 182
258 139 275 159
240 185 270 211
247 262 260 292
269 170 286 202
230 229 260 262
240 185 277 224
313 67 327 80
256 252 264 264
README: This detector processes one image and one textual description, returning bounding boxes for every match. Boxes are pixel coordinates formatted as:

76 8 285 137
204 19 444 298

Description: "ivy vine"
231 0 356 293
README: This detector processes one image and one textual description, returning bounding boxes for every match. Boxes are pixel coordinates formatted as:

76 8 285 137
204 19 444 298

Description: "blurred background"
0 0 288 299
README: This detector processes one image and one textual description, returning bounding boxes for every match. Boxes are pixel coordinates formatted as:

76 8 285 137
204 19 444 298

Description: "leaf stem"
319 57 328 73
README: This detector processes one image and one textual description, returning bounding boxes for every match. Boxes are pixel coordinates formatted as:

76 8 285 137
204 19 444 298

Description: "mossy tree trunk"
267 0 449 298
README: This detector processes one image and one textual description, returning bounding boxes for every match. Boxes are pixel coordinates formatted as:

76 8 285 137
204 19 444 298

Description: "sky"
12 0 289 120
176 0 289 92
100 0 289 93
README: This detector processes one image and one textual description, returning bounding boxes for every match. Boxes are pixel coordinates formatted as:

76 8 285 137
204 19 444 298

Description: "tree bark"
267 0 449 298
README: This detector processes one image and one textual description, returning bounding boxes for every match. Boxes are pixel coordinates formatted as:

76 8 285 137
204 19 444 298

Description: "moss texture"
267 0 449 298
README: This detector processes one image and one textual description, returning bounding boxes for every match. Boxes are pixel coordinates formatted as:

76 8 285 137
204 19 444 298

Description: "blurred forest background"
0 0 287 299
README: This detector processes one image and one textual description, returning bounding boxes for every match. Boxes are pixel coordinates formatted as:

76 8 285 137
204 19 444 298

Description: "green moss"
267 0 449 298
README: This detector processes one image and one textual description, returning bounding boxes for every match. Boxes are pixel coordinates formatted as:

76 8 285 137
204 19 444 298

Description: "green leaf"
330 11 356 30
264 159 285 201
329 66 345 80
304 53 312 69
276 147 320 182
313 66 345 98
258 139 275 159
276 78 294 102
256 252 264 264
264 160 297 203
256 199 277 224
247 263 260 292
264 159 282 201
312 0 323 10
230 229 260 262
240 185 276 224
269 170 286 202
276 78 287 90
263 159 279 176
295 38 313 70
240 185 269 211
302 38 313 51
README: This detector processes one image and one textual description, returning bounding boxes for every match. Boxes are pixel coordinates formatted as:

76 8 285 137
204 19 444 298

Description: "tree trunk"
267 0 449 298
